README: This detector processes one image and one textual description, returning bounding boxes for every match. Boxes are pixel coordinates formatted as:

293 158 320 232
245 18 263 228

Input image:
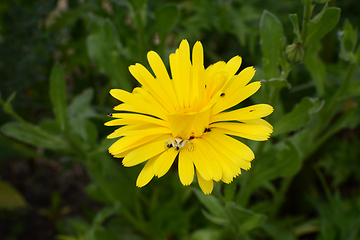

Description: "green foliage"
1 0 360 239
0 181 27 209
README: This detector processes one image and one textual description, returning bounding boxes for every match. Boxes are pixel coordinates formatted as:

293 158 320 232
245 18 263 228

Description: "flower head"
106 40 273 194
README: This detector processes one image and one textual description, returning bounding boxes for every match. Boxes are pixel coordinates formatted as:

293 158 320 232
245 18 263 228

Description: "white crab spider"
164 138 194 151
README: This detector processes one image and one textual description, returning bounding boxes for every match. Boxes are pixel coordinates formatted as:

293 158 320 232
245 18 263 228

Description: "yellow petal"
122 127 171 136
210 104 273 123
191 41 205 103
196 170 213 194
242 118 273 130
169 52 184 107
109 134 165 156
210 122 273 141
201 135 239 183
153 147 178 178
178 39 191 107
132 87 171 114
147 51 179 108
222 56 242 81
136 156 158 187
106 113 169 128
178 149 194 186
122 136 169 167
204 61 226 85
211 81 261 115
194 139 222 181
107 123 156 139
190 139 213 181
129 65 175 112
222 66 256 95
209 129 254 161
110 89 167 119
204 131 252 170
206 71 228 100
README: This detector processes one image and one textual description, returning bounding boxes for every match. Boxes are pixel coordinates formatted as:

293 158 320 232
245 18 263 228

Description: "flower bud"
285 42 305 63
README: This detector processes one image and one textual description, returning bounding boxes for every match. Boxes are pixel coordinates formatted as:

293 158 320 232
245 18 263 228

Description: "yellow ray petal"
242 118 273 130
178 149 194 186
106 113 169 128
122 127 171 136
211 81 261 115
169 52 184 107
206 71 228 100
190 139 213 181
204 61 226 85
201 135 239 183
136 155 158 187
132 87 171 113
204 132 252 170
210 122 273 141
209 129 254 161
107 123 155 139
105 118 143 126
110 89 167 119
130 65 175 112
178 39 191 107
153 148 179 178
191 41 205 103
196 170 213 194
210 104 273 123
122 136 170 166
147 51 179 107
194 139 222 181
222 56 242 81
222 66 256 95
109 134 165 156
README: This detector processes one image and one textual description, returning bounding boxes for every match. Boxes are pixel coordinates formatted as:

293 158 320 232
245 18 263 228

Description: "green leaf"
260 10 284 79
263 78 291 89
249 141 301 188
339 19 358 62
304 42 327 96
155 4 179 41
3 91 16 114
289 14 301 41
87 17 131 91
50 64 68 131
201 209 229 226
226 203 267 234
262 222 297 240
193 188 228 220
1 122 67 150
85 153 139 208
67 88 96 119
305 7 340 45
273 97 323 136
322 107 360 141
67 89 98 145
191 228 223 240
0 181 27 209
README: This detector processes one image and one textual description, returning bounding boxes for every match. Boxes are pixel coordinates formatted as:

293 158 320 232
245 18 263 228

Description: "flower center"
167 107 211 140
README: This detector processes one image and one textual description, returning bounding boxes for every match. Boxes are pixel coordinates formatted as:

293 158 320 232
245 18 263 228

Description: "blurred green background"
1 0 360 239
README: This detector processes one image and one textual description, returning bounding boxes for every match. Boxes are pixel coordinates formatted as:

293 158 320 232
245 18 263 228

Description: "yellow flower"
106 40 273 194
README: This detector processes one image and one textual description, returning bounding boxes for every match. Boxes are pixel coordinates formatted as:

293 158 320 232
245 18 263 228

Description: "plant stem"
301 0 312 45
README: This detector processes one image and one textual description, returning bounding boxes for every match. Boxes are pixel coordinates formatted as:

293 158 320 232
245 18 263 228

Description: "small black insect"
175 146 180 151
167 143 173 148
108 113 113 117
204 127 211 133
189 136 195 140
220 93 225 97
